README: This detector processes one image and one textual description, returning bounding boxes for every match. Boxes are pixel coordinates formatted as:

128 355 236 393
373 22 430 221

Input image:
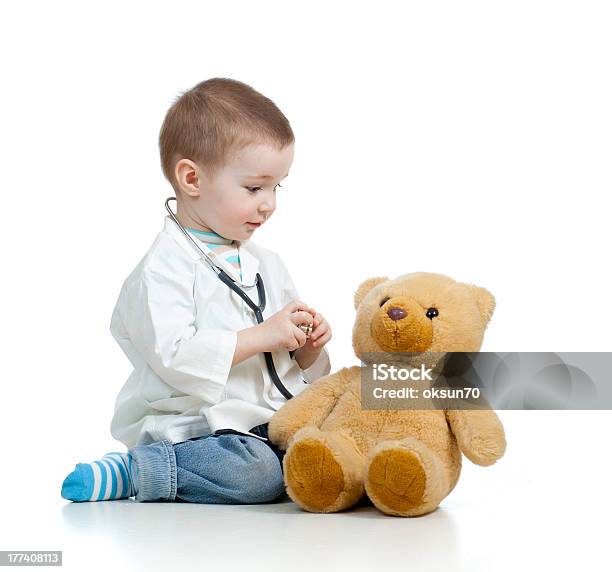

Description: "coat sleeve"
117 259 237 404
275 253 332 383
300 348 332 383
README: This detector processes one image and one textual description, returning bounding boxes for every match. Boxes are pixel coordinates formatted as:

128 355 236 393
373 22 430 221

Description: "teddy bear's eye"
379 297 390 307
426 307 439 319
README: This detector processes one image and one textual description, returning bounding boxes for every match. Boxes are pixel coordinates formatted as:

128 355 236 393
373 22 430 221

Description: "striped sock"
61 452 139 502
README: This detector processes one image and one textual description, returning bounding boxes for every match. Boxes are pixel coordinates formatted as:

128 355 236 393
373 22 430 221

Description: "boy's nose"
259 198 275 214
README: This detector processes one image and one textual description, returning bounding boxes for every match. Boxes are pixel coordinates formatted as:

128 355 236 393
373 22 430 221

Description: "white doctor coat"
109 216 331 448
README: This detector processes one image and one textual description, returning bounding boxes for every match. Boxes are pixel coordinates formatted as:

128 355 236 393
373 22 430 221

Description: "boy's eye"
245 183 283 193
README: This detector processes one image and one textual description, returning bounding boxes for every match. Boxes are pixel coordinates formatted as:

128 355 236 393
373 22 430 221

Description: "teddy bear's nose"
387 307 407 321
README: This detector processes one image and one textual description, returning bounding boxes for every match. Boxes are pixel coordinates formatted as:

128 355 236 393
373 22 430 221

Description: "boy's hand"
303 307 332 350
258 300 314 352
294 307 332 370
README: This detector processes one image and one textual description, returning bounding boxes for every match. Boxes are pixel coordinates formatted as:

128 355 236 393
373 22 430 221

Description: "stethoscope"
165 196 310 400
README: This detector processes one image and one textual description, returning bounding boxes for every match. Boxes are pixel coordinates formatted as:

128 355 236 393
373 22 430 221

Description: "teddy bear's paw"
466 433 506 466
284 439 344 512
283 429 365 513
365 440 448 517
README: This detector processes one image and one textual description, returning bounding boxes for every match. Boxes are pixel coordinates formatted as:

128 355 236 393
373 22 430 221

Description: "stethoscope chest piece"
299 323 313 338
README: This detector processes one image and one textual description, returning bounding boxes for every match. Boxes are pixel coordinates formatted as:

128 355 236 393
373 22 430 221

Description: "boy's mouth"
246 221 262 228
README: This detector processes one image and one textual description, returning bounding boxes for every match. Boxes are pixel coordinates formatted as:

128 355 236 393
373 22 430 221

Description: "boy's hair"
159 78 294 191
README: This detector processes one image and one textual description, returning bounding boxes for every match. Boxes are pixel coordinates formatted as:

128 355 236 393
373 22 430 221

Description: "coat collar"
163 216 260 285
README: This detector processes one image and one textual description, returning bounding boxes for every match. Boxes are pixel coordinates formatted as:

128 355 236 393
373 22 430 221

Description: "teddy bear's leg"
283 426 366 513
365 437 449 517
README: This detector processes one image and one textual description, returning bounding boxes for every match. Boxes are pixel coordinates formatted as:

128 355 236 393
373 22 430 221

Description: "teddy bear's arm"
268 367 354 451
445 409 506 466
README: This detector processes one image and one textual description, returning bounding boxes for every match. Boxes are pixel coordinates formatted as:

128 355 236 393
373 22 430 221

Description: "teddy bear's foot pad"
285 439 346 512
366 449 427 515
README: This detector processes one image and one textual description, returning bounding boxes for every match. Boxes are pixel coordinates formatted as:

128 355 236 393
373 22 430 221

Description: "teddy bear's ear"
354 276 389 310
463 283 496 326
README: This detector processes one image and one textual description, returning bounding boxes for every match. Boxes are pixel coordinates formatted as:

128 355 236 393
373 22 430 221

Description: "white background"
1 1 610 571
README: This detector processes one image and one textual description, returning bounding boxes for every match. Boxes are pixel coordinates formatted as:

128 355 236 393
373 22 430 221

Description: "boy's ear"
354 276 389 310
175 158 201 198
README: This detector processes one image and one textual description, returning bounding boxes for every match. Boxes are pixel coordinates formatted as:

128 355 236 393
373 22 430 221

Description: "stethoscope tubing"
164 197 294 399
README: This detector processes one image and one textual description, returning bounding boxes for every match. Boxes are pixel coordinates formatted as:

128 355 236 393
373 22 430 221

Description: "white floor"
5 411 610 571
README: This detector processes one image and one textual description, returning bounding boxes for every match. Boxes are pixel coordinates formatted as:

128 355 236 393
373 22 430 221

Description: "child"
61 78 332 504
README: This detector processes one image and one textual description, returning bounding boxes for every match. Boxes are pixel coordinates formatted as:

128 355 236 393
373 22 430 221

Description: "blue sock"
61 452 139 502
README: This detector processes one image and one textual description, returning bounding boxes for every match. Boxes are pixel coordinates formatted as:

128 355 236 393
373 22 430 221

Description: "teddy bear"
268 272 506 517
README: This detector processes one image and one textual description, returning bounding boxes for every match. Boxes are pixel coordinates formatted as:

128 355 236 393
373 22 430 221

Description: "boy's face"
175 142 294 241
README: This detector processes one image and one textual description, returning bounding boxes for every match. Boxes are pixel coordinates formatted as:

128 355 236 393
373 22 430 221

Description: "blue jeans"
128 423 286 504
